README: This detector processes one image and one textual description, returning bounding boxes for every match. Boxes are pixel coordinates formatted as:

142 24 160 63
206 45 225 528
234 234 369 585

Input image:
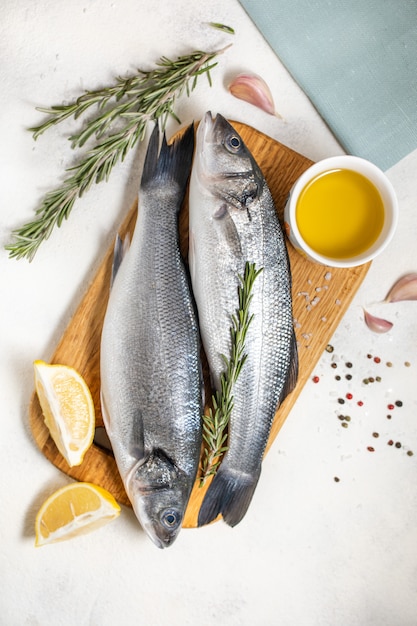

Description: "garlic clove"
385 273 417 303
228 73 281 117
363 308 393 333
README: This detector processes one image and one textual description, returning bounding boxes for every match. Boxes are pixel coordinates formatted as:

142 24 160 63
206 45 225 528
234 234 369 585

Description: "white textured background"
1 1 416 625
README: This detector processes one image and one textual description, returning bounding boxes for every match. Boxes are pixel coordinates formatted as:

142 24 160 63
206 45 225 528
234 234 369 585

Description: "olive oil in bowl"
284 155 398 268
296 169 385 260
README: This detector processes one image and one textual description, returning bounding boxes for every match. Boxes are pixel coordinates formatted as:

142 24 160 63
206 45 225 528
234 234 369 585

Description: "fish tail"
140 122 195 200
198 465 261 527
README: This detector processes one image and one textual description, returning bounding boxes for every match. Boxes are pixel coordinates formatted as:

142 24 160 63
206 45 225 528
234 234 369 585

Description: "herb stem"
6 45 231 261
200 262 262 484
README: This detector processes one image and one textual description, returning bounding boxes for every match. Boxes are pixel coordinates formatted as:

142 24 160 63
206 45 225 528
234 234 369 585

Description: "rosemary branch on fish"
200 261 263 484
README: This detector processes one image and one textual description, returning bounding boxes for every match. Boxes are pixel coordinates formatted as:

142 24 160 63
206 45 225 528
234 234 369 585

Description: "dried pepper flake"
312 375 320 383
346 393 353 400
387 404 395 411
367 446 375 452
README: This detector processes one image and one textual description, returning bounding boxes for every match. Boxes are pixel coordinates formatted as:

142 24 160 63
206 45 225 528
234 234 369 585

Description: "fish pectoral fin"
279 331 299 404
197 465 261 528
134 448 180 489
217 206 242 257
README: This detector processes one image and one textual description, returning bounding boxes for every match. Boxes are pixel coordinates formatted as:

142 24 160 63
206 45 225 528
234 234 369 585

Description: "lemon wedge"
35 482 121 546
34 360 95 467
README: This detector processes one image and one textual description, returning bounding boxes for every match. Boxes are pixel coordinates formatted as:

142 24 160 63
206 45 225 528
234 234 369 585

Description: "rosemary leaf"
6 45 231 261
199 262 263 485
209 22 235 35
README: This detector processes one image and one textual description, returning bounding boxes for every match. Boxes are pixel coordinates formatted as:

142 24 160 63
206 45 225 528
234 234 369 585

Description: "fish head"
126 451 190 549
194 111 264 213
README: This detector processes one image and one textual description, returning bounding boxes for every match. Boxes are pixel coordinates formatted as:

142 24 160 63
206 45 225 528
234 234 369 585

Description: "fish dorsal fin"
110 233 130 288
279 331 299 405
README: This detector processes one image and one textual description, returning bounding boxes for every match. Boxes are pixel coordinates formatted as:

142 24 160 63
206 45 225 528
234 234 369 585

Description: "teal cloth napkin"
239 0 417 170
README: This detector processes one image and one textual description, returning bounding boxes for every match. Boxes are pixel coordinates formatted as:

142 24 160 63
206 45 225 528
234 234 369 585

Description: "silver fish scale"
214 184 294 473
102 196 201 474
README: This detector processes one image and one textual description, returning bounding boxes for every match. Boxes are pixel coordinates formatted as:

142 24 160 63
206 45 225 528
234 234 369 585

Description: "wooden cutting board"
29 122 370 528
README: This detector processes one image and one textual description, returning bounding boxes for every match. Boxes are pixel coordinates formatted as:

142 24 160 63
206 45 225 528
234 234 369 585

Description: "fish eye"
226 135 241 152
160 508 181 530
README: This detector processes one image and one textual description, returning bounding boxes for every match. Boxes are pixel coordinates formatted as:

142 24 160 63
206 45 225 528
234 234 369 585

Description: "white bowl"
283 155 398 268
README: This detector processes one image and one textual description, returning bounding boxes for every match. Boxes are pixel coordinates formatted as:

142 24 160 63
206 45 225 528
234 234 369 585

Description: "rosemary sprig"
200 262 263 485
6 46 230 261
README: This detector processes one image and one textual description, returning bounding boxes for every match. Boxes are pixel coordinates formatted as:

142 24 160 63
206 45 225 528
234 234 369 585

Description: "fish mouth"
194 111 232 187
196 110 214 149
197 111 229 145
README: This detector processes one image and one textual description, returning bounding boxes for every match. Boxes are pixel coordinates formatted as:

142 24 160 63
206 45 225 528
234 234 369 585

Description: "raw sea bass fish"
189 112 298 527
100 124 202 548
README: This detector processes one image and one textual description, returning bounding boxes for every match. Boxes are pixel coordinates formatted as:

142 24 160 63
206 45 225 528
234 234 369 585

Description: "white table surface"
1 2 416 625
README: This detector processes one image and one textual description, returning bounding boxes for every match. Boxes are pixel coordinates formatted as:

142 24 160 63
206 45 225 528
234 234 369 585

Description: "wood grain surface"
29 122 370 528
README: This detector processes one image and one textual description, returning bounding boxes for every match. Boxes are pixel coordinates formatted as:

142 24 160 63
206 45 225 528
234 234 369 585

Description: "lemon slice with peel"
34 360 95 467
35 482 121 546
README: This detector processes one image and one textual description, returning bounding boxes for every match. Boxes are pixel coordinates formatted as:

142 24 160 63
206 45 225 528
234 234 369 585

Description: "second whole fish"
100 123 202 548
189 112 298 527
